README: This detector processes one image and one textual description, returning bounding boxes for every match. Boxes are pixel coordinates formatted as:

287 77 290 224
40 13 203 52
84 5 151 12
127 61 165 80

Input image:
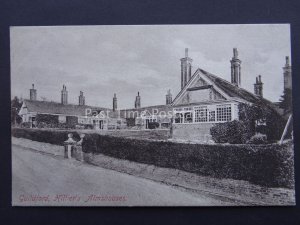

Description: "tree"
11 96 23 126
279 88 292 113
239 101 286 141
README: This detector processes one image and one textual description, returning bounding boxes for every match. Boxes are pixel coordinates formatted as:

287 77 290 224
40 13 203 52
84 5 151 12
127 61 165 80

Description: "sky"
10 24 291 109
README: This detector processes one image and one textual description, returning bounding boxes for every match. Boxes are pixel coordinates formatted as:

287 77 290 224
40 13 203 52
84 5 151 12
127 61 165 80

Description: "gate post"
75 134 85 161
64 133 76 158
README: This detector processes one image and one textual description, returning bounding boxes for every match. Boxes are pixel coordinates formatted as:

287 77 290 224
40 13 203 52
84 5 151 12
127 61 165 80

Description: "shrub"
126 118 135 127
11 128 295 188
21 122 31 128
238 102 286 142
247 133 268 144
36 114 59 128
148 122 159 129
66 116 78 129
210 120 253 144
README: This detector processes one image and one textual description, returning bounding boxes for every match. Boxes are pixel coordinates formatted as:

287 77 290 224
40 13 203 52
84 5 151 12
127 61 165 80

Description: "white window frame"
216 104 232 122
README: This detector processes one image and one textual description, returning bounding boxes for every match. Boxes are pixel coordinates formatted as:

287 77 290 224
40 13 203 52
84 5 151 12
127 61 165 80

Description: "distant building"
18 86 126 129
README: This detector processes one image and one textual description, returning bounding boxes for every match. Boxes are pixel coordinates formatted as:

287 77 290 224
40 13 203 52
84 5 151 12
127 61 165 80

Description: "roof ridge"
24 99 110 109
200 69 234 86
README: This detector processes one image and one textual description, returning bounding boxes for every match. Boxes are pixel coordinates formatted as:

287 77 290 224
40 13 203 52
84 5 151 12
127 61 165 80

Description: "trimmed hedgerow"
12 128 294 188
12 128 80 146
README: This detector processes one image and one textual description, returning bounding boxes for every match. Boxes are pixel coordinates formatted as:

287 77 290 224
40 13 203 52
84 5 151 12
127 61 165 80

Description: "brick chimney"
29 84 37 101
135 92 141 109
79 91 85 105
113 93 117 112
180 48 193 89
230 48 242 87
254 75 263 97
61 85 68 105
166 89 172 105
283 56 292 90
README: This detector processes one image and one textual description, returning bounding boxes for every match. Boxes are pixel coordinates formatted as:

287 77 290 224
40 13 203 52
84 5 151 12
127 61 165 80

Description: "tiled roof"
23 99 110 117
199 69 279 111
200 69 260 103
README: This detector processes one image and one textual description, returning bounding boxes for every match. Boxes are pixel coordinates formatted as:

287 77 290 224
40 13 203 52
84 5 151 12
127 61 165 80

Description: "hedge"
12 128 294 188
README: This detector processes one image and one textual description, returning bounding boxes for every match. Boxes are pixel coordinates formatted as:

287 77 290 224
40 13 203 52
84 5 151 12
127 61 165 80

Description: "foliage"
238 102 286 142
36 114 59 127
66 116 78 129
279 88 292 113
126 118 136 127
210 120 253 144
148 122 159 129
211 102 286 144
247 133 268 144
11 96 22 125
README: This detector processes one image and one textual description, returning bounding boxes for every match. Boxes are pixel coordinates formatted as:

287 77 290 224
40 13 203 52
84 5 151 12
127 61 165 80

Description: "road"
12 145 224 206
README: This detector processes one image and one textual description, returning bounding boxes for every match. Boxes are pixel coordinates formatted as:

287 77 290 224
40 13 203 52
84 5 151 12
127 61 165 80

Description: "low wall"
172 123 214 141
11 128 294 188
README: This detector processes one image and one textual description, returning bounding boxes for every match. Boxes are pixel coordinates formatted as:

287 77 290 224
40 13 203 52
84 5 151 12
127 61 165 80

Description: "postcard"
11 24 294 206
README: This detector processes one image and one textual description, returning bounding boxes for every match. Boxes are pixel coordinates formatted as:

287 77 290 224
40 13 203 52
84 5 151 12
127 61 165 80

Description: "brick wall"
172 123 214 141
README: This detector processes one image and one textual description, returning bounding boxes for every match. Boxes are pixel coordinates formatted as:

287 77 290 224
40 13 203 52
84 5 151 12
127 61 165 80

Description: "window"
184 112 193 123
174 113 183 123
194 107 207 122
216 104 232 122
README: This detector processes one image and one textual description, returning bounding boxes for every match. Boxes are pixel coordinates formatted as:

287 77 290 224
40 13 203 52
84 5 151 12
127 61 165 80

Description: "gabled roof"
200 69 260 103
173 68 269 105
172 68 280 114
21 99 110 117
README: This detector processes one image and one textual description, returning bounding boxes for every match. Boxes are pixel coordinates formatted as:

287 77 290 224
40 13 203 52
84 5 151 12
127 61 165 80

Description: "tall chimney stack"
78 91 85 105
283 56 292 90
29 84 37 101
166 89 172 105
230 48 242 87
180 48 193 89
113 93 117 112
254 75 263 97
61 85 68 105
135 92 141 109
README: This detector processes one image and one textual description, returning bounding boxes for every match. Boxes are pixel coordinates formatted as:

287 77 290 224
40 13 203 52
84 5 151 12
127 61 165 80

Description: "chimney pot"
185 48 188 57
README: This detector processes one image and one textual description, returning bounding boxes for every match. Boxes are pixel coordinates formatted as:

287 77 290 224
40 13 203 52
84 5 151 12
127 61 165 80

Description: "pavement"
12 144 227 206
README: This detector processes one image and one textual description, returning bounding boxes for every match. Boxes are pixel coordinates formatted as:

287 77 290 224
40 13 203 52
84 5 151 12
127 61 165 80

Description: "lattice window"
174 113 183 123
194 107 208 122
216 104 232 122
184 112 193 123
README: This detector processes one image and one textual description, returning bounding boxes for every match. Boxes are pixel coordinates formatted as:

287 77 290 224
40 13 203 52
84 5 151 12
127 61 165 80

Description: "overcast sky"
10 24 291 109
